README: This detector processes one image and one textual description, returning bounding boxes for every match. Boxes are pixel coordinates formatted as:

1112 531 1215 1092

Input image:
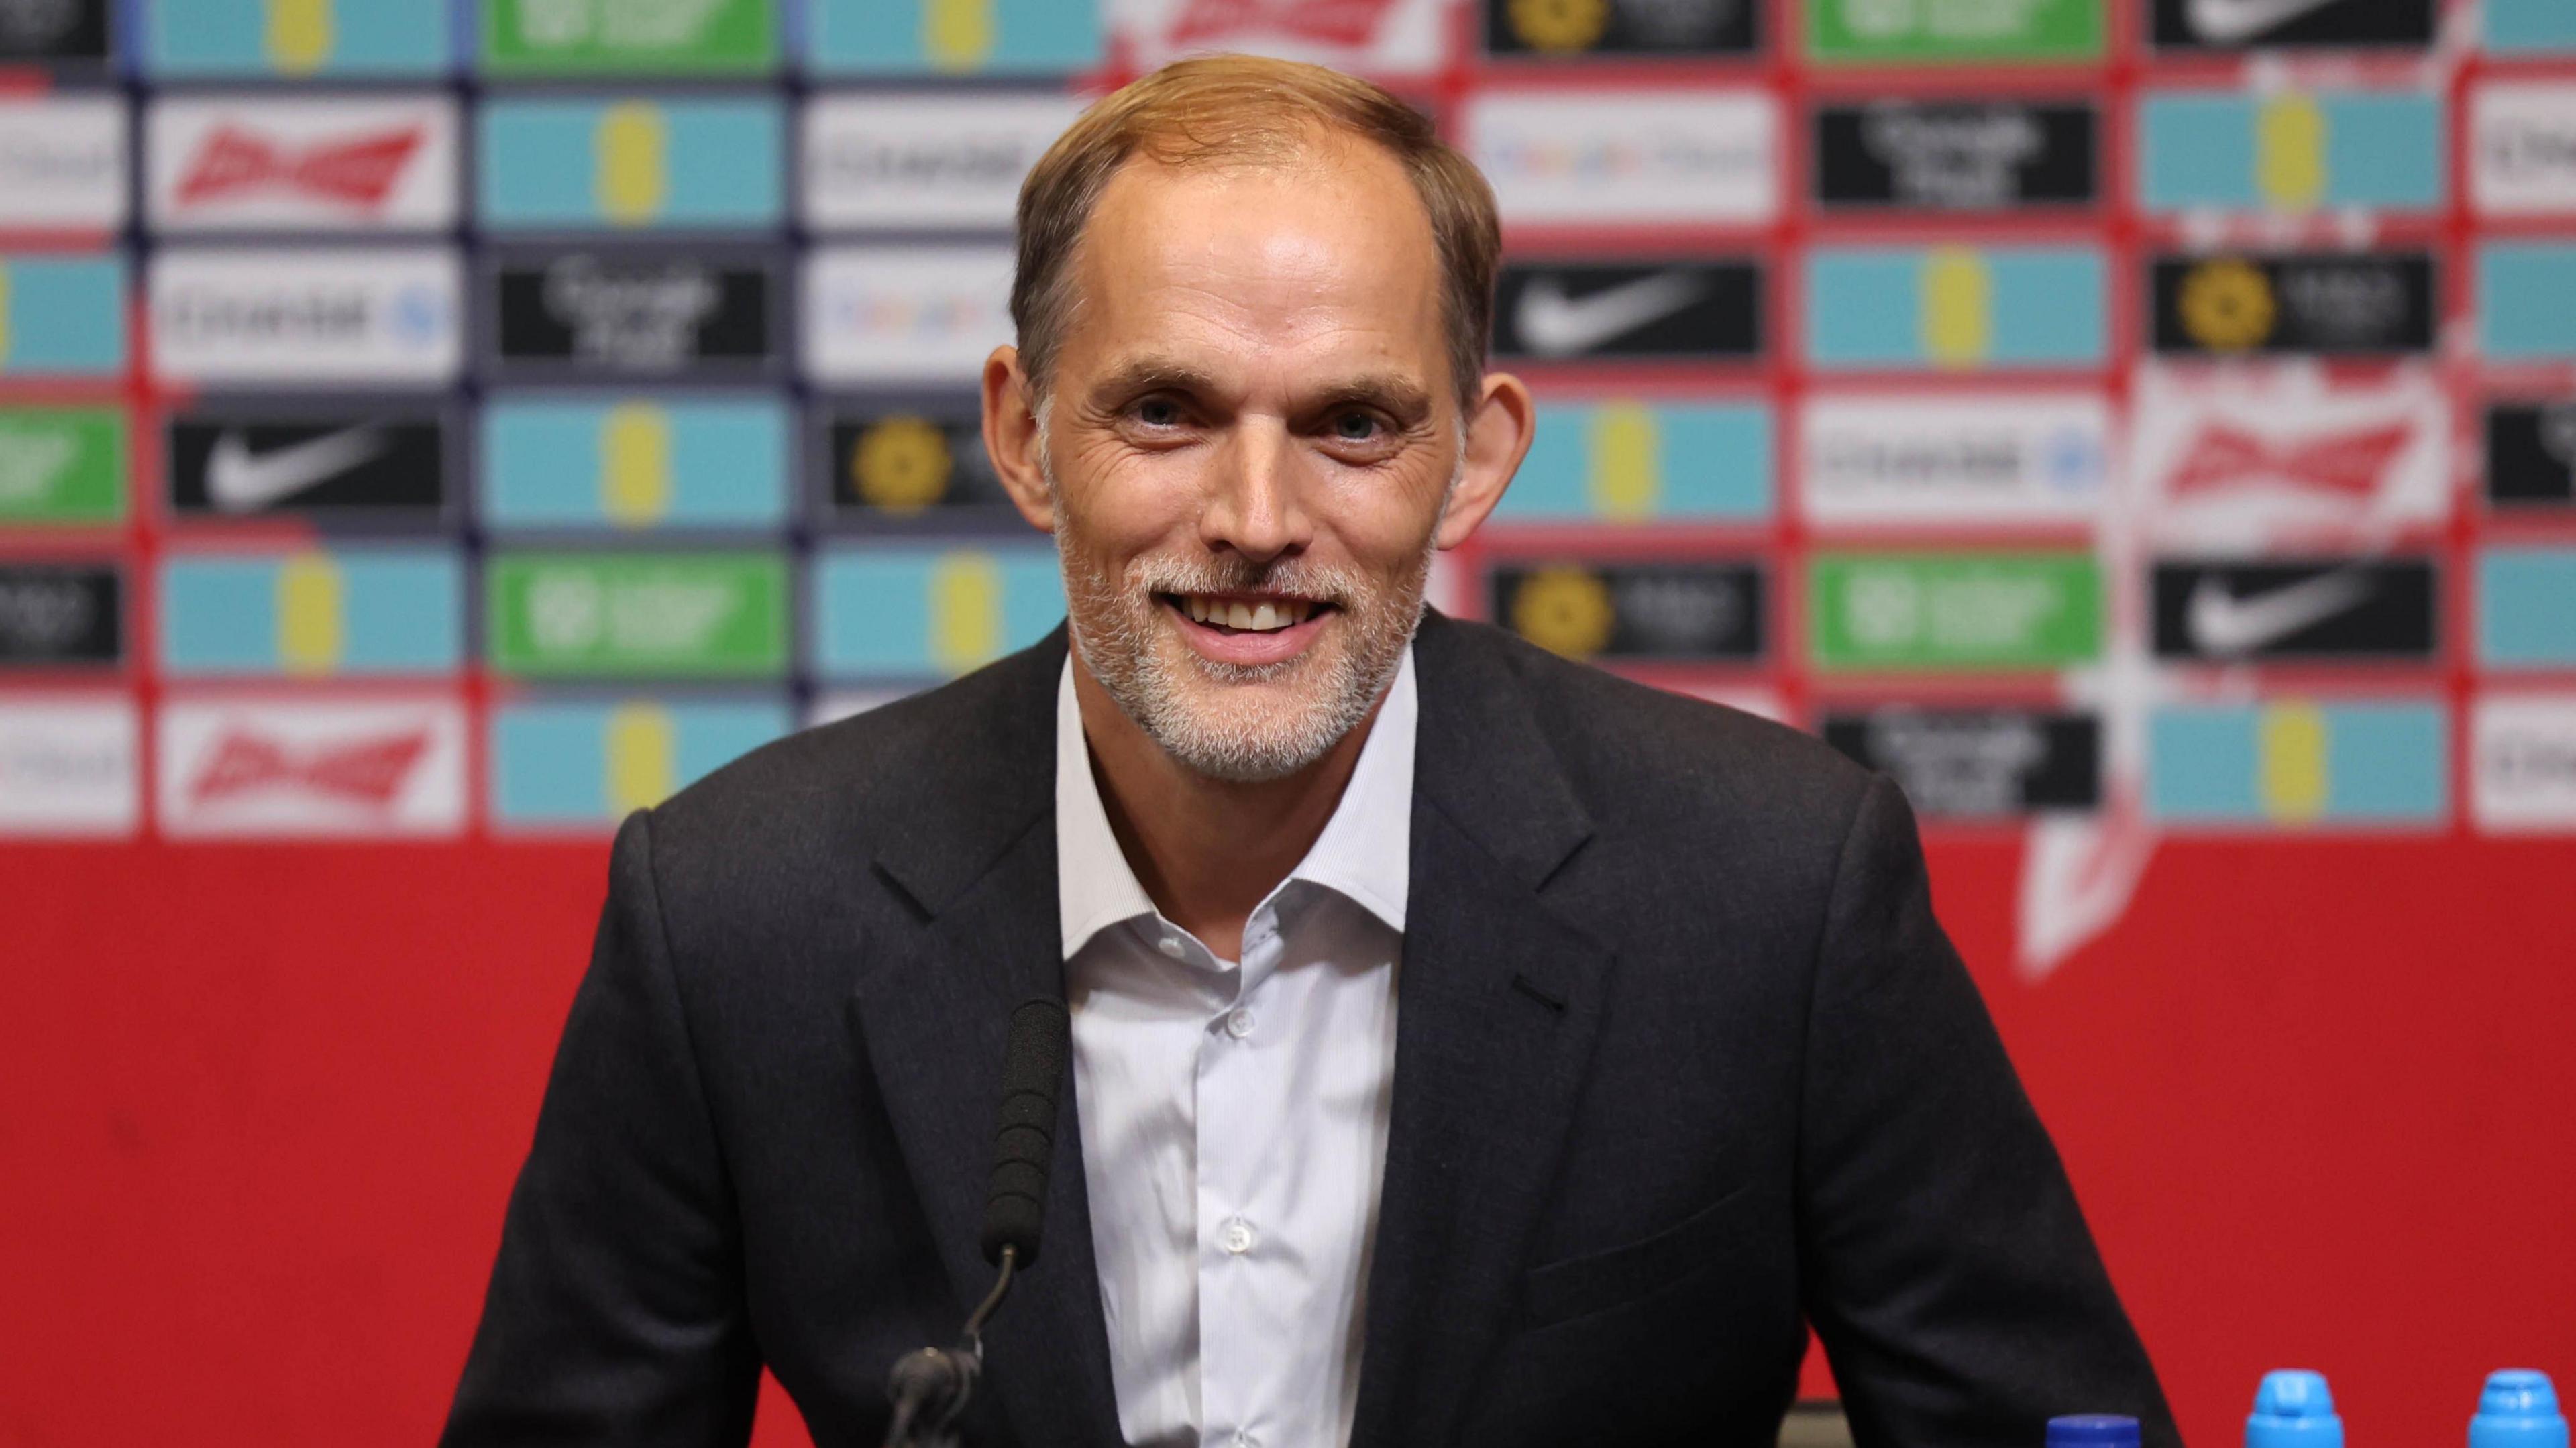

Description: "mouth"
1157 591 1338 667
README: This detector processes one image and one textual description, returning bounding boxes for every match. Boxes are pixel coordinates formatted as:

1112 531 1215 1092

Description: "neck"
1072 657 1383 962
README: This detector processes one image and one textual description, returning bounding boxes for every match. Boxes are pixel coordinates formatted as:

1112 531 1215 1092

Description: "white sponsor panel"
148 247 463 385
1467 91 1778 226
0 94 127 229
0 697 138 836
1801 393 2111 526
157 695 466 837
146 93 459 232
802 245 1014 384
801 93 1083 232
1110 0 1446 76
2131 366 2447 544
2473 81 2576 217
2473 694 2576 832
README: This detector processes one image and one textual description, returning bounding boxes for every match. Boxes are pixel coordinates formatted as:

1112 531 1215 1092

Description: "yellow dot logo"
924 0 996 72
2255 93 2328 213
600 402 673 527
2257 703 2330 826
1509 565 1617 660
596 102 669 227
276 551 345 675
604 702 678 816
1921 247 1994 370
2177 258 2277 353
1508 0 1611 52
1585 403 1660 522
852 416 953 514
265 0 335 74
928 552 1004 675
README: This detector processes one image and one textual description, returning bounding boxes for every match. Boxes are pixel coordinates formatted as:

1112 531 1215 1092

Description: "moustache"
1122 555 1367 609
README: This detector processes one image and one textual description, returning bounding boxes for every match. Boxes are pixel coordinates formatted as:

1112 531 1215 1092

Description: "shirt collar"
1055 644 1416 960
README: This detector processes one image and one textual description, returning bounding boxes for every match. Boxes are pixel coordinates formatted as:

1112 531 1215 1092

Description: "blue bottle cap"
2472 1370 2569 1448
2049 1414 2142 1448
2247 1369 2343 1448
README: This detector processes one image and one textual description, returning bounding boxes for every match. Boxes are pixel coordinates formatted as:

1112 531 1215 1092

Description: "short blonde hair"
1012 54 1501 409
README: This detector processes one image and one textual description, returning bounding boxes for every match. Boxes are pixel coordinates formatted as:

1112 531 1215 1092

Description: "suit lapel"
1350 614 1611 1448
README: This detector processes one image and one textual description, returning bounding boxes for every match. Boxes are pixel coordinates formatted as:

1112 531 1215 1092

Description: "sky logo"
0 256 126 377
146 0 451 76
807 0 1102 74
489 697 790 827
1807 245 2104 370
480 97 784 230
813 546 1063 678
482 398 787 529
2141 89 2443 212
1499 402 1772 523
161 548 461 675
2479 547 2576 667
2149 700 2446 827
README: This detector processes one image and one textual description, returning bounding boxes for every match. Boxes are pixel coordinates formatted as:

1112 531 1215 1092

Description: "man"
444 56 2175 1448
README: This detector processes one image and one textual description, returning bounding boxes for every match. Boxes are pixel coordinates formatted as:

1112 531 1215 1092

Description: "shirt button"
1224 1008 1255 1039
1157 934 1185 958
1220 1218 1256 1255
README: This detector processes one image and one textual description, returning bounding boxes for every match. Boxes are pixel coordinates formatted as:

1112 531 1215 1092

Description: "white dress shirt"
1055 648 1413 1448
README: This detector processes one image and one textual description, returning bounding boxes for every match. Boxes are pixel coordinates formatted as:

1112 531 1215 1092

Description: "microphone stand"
880 1247 1018 1448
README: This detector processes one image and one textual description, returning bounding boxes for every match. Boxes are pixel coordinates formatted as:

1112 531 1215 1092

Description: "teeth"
1176 595 1316 632
1226 601 1254 630
1251 603 1277 630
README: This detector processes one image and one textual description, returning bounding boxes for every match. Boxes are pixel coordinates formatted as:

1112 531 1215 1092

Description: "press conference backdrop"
2 0 2573 1443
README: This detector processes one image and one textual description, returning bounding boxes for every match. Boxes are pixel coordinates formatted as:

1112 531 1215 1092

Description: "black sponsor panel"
1484 0 1756 56
1493 260 1762 363
2487 403 2576 507
1824 708 2100 816
2150 0 2435 49
1489 560 1764 661
2152 559 2438 661
817 402 1015 524
488 249 777 377
1815 101 2096 210
0 562 119 666
168 412 447 518
2150 252 2435 357
0 0 110 63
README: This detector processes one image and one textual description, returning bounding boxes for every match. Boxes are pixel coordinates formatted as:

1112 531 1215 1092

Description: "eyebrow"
1088 357 1434 420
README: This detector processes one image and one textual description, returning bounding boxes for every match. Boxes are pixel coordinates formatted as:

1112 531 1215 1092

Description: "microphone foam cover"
981 998 1069 1268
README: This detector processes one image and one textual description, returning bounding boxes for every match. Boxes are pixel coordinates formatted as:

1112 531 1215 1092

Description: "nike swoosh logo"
2185 0 2343 44
207 427 385 513
1514 269 1708 358
2186 568 2375 655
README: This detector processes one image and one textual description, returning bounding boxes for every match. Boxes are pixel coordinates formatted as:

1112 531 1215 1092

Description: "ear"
1434 371 1535 550
981 345 1057 534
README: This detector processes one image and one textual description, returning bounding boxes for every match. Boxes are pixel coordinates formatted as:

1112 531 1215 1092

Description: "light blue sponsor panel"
0 255 125 376
2487 0 2576 51
1497 403 1772 523
806 0 1102 74
2147 702 2447 826
2480 244 2576 361
478 97 784 229
145 0 451 76
1805 246 2104 370
812 545 1064 677
2479 548 2576 667
160 549 463 675
2139 91 2442 211
480 398 789 528
489 697 791 825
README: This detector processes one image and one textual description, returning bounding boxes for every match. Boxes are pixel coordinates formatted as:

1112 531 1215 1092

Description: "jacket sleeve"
441 810 760 1447
1796 776 2178 1448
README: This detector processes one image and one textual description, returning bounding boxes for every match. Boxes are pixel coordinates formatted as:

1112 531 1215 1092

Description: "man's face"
987 135 1522 782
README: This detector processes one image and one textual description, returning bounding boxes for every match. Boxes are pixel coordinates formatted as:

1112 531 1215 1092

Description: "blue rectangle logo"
490 695 790 826
805 0 1102 74
478 97 784 230
2148 700 2447 827
1807 245 2104 371
1498 402 1772 524
145 0 451 76
2481 243 2576 360
2480 547 2576 667
2140 90 2443 212
481 396 788 528
0 254 125 376
812 545 1063 678
2487 0 2576 52
161 548 462 675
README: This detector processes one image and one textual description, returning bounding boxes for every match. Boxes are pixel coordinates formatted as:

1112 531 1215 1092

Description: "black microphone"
881 998 1071 1448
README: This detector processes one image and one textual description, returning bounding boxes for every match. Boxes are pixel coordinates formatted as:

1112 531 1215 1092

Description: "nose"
1198 421 1311 564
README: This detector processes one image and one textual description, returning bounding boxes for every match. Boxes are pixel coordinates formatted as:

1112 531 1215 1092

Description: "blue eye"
1135 398 1181 427
1333 412 1379 441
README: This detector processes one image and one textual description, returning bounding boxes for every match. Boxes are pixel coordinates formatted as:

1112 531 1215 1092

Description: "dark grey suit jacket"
443 612 2176 1448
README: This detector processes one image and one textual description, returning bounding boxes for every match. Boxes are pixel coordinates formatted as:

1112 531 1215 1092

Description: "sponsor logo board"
2487 0 2576 52
1468 91 1776 226
1493 260 1761 362
480 96 782 231
1808 245 2106 371
2473 695 2576 832
483 397 788 529
802 245 1015 383
0 0 108 62
0 407 125 526
0 93 125 227
801 92 1081 232
142 0 447 76
2473 82 2576 217
2151 252 2435 357
2152 558 2438 662
2481 243 2576 361
1810 553 2100 671
146 93 458 231
486 551 788 677
1110 0 1447 77
479 0 777 74
159 549 462 675
2149 699 2445 827
1485 0 1756 54
2132 367 2448 537
0 253 127 376
158 694 465 836
1814 101 2096 211
818 404 1014 522
490 695 790 826
1801 393 2108 526
0 695 135 835
2487 402 2576 508
1806 0 2102 63
811 545 1065 677
2479 547 2576 667
488 248 776 376
2148 0 2436 49
1499 401 1772 524
1824 707 2101 816
1489 560 1764 661
805 0 1102 74
2139 90 2443 213
149 247 461 384
167 410 447 519
0 562 119 666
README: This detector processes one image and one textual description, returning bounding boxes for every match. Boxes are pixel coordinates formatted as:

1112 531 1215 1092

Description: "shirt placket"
1191 900 1283 1448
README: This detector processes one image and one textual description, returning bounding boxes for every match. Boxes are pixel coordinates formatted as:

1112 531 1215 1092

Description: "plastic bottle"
2471 1370 2569 1448
2247 1369 2343 1447
2048 1414 2142 1448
